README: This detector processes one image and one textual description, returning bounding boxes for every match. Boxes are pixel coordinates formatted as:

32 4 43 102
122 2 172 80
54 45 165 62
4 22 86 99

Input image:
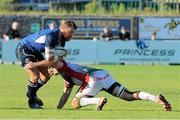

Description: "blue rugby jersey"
20 28 65 53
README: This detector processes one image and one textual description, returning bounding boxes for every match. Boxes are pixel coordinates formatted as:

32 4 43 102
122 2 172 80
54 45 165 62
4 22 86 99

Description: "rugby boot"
156 94 172 111
28 99 43 109
26 92 43 106
96 97 107 111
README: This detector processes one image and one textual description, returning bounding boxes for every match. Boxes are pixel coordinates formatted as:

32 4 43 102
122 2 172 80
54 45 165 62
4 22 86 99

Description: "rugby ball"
54 46 67 60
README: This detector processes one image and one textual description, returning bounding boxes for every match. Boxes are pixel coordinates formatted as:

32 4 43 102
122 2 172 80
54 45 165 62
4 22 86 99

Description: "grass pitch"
0 64 180 119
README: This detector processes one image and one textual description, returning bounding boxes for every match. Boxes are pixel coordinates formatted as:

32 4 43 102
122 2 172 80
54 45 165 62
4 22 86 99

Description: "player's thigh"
82 70 113 96
77 70 112 97
75 80 105 98
39 66 51 82
16 44 37 67
34 52 51 81
16 45 43 82
25 68 40 83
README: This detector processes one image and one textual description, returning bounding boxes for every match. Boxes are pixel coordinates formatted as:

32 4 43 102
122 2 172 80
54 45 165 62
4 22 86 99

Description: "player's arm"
24 47 60 69
24 33 65 69
57 81 73 109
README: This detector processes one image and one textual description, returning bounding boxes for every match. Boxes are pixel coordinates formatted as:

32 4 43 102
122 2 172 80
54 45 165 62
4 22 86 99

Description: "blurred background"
0 0 180 65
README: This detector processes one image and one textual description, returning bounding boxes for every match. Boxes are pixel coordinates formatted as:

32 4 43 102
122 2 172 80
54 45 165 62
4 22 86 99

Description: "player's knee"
107 82 140 101
71 98 81 109
41 74 51 82
30 76 39 83
106 83 137 101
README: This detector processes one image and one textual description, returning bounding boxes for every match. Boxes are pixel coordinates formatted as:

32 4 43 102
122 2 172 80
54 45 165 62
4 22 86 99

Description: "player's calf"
27 79 46 106
106 82 138 101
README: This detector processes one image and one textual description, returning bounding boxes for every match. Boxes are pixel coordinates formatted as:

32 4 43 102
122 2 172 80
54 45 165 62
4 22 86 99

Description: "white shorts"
75 70 116 98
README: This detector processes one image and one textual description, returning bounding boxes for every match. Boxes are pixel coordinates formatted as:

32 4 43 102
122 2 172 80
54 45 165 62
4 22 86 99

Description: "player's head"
12 21 19 30
49 21 57 30
60 20 77 41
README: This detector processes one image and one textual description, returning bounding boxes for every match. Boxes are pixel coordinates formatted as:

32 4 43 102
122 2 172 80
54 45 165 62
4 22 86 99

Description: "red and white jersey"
60 63 117 97
60 62 102 87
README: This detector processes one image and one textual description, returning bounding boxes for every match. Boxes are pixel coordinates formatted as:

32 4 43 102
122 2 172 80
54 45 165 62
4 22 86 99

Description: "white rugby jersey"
60 62 102 87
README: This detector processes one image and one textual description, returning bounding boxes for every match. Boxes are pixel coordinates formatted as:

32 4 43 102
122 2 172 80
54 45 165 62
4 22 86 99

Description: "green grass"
0 64 180 119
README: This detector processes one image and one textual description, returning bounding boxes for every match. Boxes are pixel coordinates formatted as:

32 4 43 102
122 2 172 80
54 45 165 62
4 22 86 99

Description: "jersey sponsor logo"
94 73 110 81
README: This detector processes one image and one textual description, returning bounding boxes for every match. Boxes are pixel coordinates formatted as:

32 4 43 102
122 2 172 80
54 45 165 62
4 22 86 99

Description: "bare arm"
24 57 57 70
24 47 62 70
32 57 56 67
57 86 73 109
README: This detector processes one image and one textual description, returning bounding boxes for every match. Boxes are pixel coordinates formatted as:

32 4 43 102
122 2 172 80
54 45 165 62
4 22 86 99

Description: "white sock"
138 91 156 102
80 98 100 107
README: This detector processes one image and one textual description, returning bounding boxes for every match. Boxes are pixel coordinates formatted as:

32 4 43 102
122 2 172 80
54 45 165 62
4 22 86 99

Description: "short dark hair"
62 20 77 30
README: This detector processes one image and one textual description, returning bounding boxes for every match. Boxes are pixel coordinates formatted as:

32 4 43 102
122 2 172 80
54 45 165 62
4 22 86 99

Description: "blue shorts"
15 43 44 67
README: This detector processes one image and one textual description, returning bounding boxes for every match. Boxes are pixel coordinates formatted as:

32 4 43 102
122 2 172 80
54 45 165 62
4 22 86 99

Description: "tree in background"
84 0 99 14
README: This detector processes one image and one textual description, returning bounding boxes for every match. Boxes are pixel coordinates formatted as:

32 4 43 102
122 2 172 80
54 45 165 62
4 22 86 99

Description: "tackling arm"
57 81 73 109
33 47 63 67
24 57 56 69
24 47 64 70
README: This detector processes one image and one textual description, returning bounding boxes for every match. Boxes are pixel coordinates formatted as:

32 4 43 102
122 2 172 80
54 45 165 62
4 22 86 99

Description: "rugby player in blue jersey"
15 20 89 109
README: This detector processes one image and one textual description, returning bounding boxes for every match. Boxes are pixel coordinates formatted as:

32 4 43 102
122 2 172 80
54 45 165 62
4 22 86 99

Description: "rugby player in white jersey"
54 62 172 111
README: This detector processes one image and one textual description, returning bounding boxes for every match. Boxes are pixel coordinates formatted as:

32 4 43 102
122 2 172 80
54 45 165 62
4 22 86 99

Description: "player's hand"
24 62 36 70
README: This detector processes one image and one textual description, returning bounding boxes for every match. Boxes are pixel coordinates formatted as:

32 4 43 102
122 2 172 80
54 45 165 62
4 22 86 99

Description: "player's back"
67 62 102 75
20 28 60 53
62 63 102 86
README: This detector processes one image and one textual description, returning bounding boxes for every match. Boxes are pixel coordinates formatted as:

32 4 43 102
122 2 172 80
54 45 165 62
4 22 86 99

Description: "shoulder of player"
46 29 60 38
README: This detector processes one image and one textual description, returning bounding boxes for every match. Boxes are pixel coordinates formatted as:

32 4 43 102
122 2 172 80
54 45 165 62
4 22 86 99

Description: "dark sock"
27 80 37 101
34 79 47 93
